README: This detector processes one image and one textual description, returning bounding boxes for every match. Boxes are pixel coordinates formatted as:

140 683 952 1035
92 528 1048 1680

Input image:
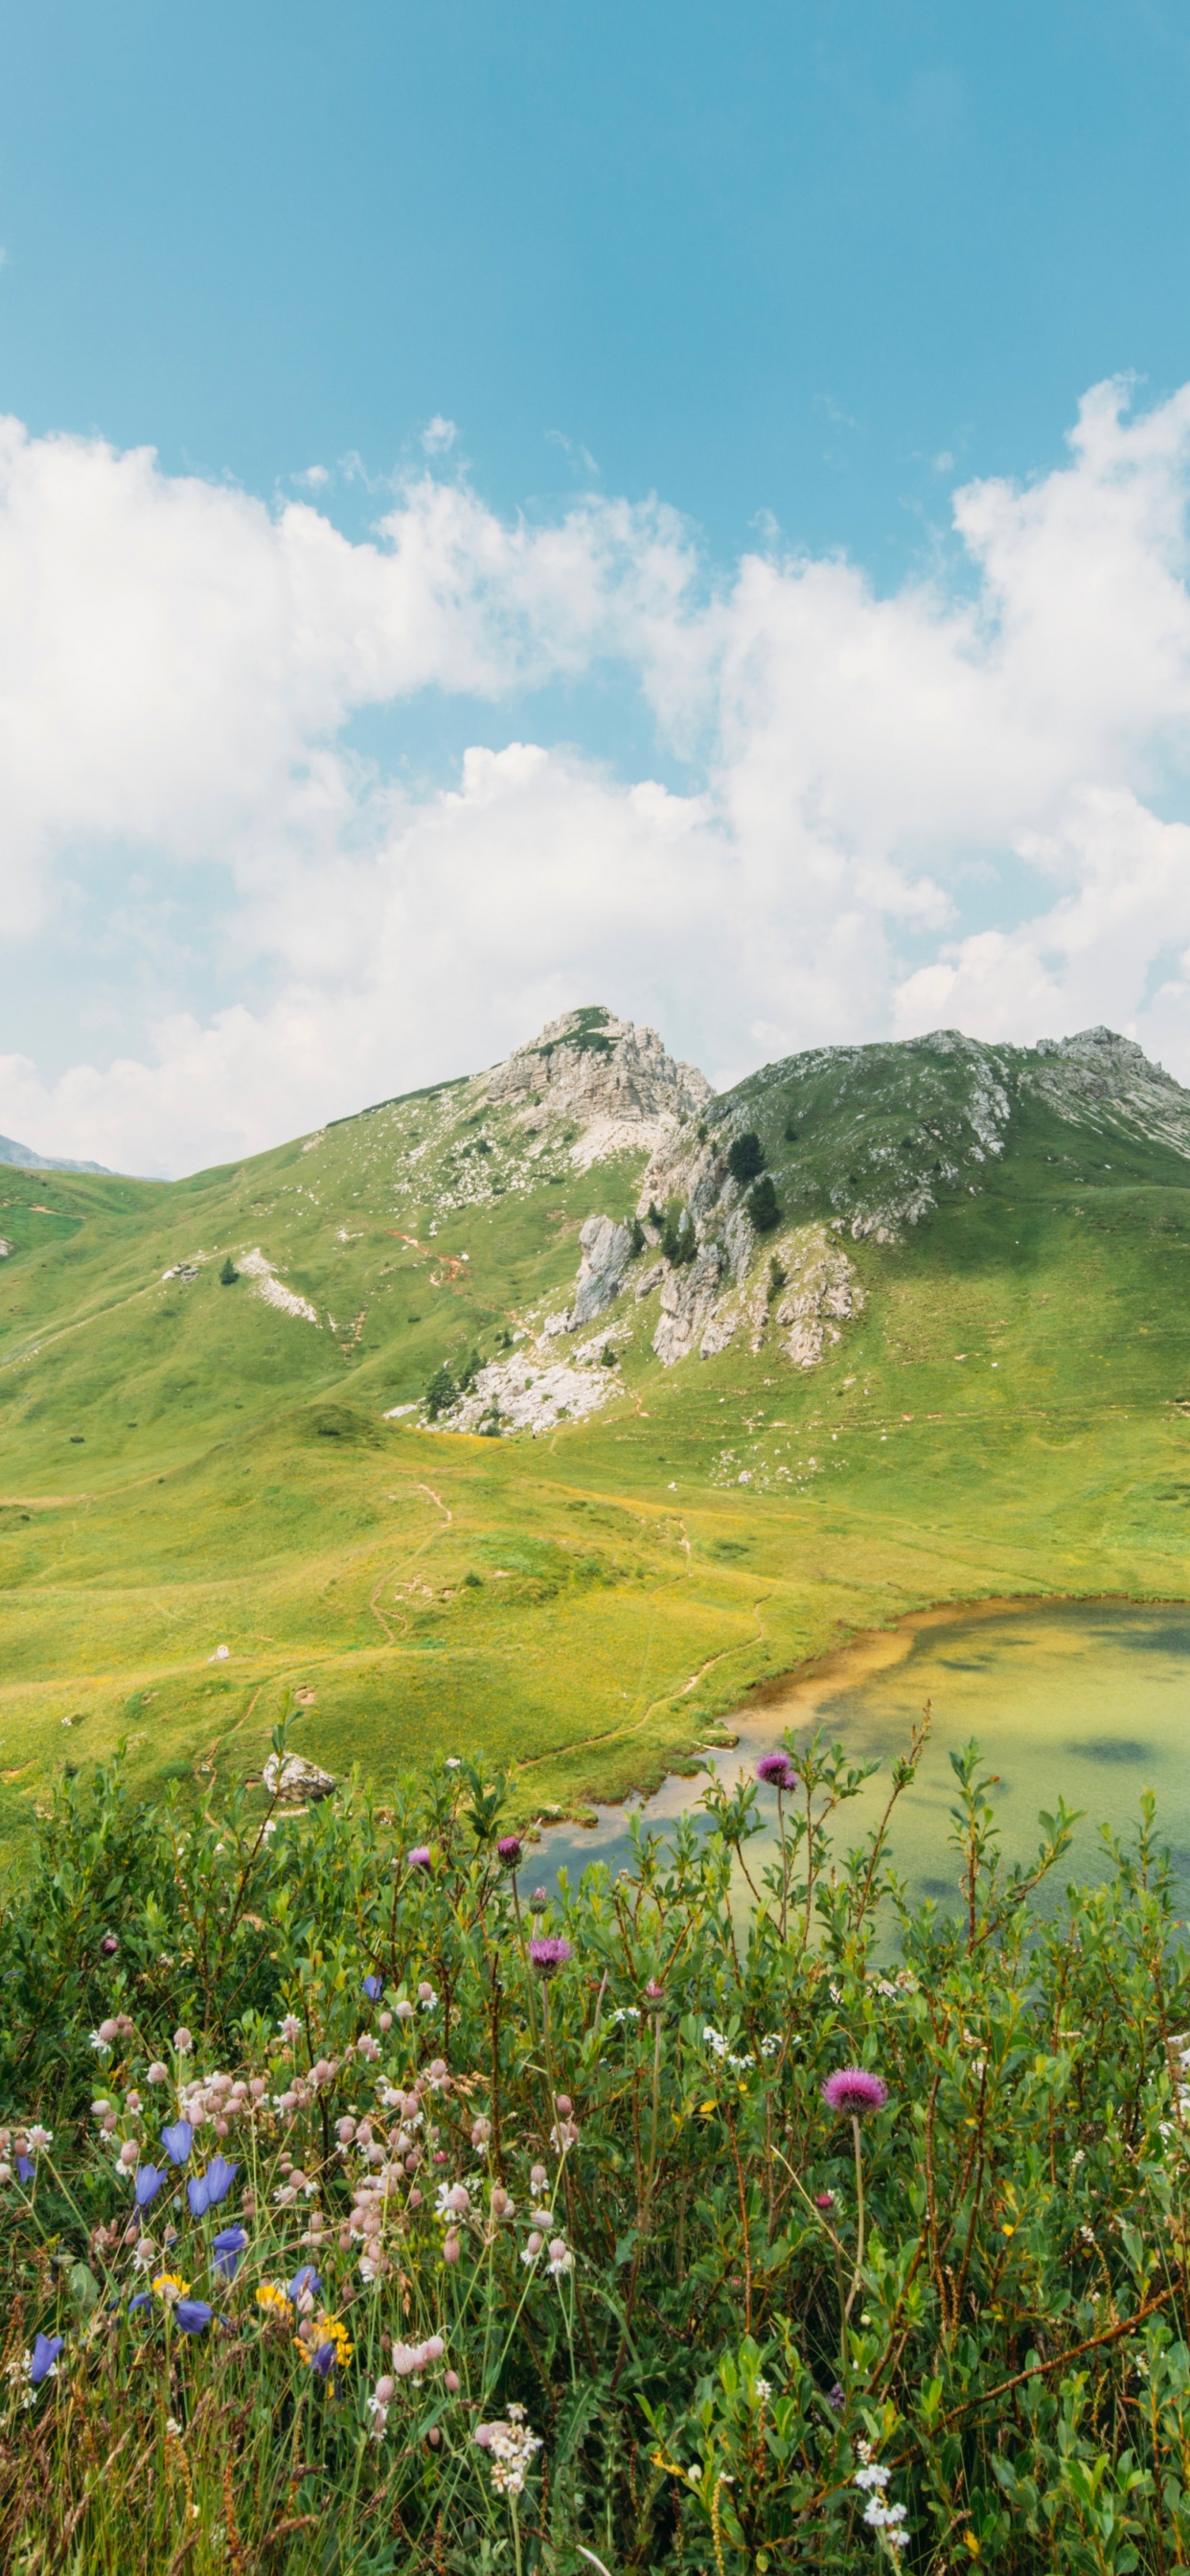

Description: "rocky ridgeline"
422 1018 1190 1437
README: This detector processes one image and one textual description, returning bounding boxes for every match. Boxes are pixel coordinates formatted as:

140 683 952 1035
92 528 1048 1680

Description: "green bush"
3 1724 1190 2571
425 1362 459 1419
728 1131 766 1185
661 1198 698 1266
218 1254 239 1285
747 1173 781 1232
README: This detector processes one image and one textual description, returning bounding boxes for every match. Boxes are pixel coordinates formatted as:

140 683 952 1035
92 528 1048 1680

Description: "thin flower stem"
843 2115 865 2323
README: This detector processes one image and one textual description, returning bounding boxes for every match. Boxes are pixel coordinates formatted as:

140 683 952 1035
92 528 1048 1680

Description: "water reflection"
535 1598 1190 1915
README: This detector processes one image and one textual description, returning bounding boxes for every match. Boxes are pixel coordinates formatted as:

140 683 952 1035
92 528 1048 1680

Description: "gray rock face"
263 1753 336 1805
652 1240 728 1365
568 1212 633 1326
1022 1027 1190 1153
484 1005 710 1167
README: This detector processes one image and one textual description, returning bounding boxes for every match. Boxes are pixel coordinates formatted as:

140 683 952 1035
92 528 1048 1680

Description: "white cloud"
422 415 458 455
3 378 1190 1171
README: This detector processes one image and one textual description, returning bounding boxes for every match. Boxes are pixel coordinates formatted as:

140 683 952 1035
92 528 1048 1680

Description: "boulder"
263 1753 336 1806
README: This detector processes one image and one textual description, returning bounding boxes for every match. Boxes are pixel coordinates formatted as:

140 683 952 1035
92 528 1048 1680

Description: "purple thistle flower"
161 2119 194 2167
362 1972 383 2001
828 2381 845 2411
821 2067 888 2121
756 1750 798 1792
30 2333 63 2386
134 2164 166 2209
287 2264 321 2303
174 2300 214 2334
497 1835 522 1868
406 1845 432 1870
100 1934 119 1956
528 1936 573 1979
212 2224 248 2281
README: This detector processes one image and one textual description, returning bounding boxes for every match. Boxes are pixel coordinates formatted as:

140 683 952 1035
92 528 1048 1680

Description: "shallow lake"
537 1598 1190 1914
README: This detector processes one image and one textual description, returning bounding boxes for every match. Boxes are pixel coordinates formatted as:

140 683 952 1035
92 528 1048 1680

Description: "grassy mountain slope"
0 1015 1187 1850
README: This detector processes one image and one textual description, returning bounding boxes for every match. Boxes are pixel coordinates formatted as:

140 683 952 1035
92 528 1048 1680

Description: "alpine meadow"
0 1005 1187 1843
8 1008 1190 2570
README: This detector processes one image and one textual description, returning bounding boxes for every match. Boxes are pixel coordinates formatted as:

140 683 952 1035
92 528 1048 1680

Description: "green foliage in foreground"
5 1724 1190 2570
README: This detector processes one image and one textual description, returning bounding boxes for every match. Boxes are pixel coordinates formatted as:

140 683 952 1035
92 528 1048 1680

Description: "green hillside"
0 1010 1187 1850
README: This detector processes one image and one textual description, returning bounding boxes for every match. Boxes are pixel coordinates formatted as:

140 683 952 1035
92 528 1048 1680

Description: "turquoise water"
537 1598 1190 1911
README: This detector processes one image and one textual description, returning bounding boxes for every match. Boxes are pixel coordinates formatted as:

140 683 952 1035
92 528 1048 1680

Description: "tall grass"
3 1714 1190 2571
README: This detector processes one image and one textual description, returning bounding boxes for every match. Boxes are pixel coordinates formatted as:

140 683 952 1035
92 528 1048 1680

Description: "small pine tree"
661 1200 697 1266
219 1255 239 1285
728 1130 766 1185
629 1216 646 1256
425 1364 458 1419
768 1253 788 1300
747 1175 781 1233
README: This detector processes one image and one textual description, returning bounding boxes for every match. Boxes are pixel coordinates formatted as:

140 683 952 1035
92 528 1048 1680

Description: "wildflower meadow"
3 1707 1190 2572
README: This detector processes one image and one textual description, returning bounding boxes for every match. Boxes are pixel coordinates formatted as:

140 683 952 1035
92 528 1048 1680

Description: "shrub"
768 1253 788 1299
5 1724 1190 2570
424 1363 458 1418
727 1130 766 1185
218 1255 239 1285
747 1173 781 1232
661 1199 698 1266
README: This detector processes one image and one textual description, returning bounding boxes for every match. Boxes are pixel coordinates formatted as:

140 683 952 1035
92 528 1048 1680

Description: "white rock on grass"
238 1248 320 1324
263 1752 336 1805
443 1355 618 1438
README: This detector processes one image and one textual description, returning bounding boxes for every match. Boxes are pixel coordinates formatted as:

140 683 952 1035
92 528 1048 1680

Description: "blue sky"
3 1 1190 1170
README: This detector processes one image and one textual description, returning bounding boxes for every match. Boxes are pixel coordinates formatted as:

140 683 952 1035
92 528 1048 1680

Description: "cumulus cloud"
2 377 1190 1171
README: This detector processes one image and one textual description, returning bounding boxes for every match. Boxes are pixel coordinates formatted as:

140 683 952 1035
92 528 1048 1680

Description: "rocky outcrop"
1021 1026 1190 1154
770 1230 864 1365
567 1213 633 1326
484 1006 711 1168
263 1752 336 1804
441 1353 618 1438
652 1241 729 1365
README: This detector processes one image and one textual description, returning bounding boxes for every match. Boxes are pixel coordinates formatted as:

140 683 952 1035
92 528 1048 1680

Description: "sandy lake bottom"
538 1597 1190 1914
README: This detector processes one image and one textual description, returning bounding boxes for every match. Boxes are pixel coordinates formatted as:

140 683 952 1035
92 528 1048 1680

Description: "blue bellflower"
362 1972 382 2001
134 2164 166 2208
161 2119 194 2167
30 2333 63 2385
187 2155 238 2218
174 2300 214 2334
213 2224 248 2280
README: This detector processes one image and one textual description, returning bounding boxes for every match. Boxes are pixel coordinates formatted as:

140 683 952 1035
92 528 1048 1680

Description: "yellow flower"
256 2283 294 2319
296 2311 354 2371
151 2273 191 2306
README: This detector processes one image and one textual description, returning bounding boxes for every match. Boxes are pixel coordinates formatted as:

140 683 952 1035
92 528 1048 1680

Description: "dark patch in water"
1064 1736 1155 1764
1106 1624 1190 1657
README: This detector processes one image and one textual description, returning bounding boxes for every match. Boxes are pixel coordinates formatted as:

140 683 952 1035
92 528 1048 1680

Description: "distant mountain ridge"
0 1131 109 1175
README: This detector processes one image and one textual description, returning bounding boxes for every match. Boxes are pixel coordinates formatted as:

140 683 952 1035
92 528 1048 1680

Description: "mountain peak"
483 1004 711 1169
